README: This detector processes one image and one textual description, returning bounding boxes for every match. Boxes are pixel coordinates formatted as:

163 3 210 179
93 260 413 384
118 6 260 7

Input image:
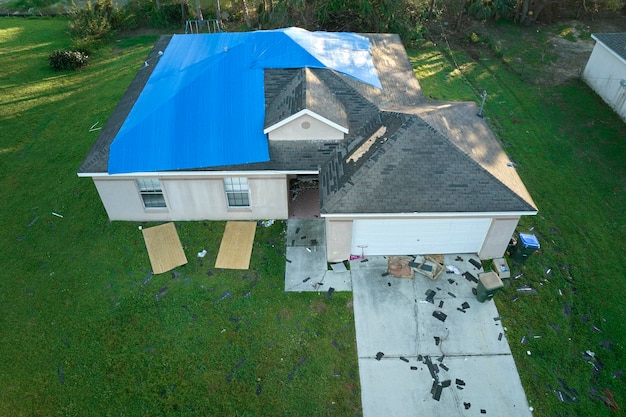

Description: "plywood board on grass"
215 221 257 270
142 222 188 274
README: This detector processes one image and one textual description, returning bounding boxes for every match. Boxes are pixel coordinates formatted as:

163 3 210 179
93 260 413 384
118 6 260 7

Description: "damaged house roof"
79 28 537 215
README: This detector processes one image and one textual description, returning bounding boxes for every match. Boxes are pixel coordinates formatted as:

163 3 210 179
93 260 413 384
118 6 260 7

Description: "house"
78 28 538 262
582 33 626 123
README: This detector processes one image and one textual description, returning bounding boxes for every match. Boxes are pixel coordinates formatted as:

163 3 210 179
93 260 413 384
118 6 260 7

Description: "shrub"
68 0 128 51
48 50 89 71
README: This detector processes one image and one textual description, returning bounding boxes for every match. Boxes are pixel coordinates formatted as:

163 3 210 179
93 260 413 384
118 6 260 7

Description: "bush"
48 50 90 71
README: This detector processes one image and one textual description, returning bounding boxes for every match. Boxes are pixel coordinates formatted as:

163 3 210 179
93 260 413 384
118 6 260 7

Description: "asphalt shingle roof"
79 31 537 215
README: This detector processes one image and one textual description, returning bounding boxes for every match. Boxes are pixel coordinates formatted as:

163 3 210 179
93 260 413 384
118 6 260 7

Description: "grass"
411 21 625 416
0 17 360 416
2 16 625 417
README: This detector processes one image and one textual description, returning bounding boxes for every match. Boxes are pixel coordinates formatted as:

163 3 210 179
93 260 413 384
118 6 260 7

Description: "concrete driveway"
283 219 531 416
350 256 532 417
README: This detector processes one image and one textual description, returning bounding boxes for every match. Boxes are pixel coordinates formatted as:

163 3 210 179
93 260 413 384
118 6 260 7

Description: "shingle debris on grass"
326 287 335 298
155 286 167 301
287 356 307 381
226 358 245 382
58 365 65 385
215 290 232 303
256 384 262 396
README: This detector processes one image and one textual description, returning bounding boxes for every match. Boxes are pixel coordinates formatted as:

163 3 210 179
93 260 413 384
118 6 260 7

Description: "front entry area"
288 175 320 219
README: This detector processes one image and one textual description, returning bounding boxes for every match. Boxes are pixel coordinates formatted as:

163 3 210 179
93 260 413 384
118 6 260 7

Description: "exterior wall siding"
268 114 345 140
478 216 520 259
93 174 289 221
583 43 626 123
325 218 353 262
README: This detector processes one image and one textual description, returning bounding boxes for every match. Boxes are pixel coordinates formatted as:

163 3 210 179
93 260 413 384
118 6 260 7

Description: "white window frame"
136 178 167 209
223 177 250 208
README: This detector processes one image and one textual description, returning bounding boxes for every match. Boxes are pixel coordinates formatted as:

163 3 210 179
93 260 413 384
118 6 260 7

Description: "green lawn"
0 18 360 416
411 22 625 416
2 16 625 417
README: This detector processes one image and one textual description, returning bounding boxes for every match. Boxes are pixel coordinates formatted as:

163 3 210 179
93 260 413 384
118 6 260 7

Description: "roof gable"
264 68 348 135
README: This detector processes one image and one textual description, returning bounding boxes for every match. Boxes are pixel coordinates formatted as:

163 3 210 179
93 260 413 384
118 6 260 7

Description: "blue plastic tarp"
108 28 381 174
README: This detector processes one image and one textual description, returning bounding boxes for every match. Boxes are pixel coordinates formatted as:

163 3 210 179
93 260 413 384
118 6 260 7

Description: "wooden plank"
215 221 257 270
142 222 188 274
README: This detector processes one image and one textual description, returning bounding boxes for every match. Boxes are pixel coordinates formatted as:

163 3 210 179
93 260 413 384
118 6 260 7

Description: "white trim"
322 211 537 219
263 109 349 134
78 170 319 178
591 34 626 66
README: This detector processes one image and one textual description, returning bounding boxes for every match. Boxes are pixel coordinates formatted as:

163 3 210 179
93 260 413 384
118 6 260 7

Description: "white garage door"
351 218 492 256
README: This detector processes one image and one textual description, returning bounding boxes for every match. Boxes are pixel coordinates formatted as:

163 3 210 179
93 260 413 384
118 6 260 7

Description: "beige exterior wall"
478 216 520 259
267 113 345 140
92 173 289 221
325 218 353 262
582 42 626 123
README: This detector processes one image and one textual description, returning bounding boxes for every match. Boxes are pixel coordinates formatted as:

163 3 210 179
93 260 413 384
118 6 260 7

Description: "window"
224 177 250 207
136 178 166 208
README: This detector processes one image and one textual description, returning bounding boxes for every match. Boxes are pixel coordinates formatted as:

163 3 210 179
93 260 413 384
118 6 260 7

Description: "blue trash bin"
511 233 540 262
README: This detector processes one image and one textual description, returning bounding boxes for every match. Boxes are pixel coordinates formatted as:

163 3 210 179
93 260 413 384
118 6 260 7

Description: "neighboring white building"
583 33 626 123
79 28 538 262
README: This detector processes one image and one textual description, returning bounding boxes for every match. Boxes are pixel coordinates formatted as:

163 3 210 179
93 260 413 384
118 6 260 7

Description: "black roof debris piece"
480 409 486 414
388 282 391 286
155 286 168 301
440 379 451 387
493 316 501 321
295 227 300 234
438 300 444 308
382 272 390 277
431 381 443 401
376 352 384 361
469 258 482 269
286 258 292 263
448 292 456 298
434 336 440 346
464 402 471 409
302 277 310 282
472 287 478 296
448 279 455 284
461 302 470 309
455 256 464 262
400 356 409 363
410 366 418 370
463 271 479 283
456 379 465 386
457 308 466 313
58 365 65 385
432 310 447 322
226 358 245 382
498 332 503 341
425 289 436 303
440 364 449 371
287 356 307 381
437 355 444 363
